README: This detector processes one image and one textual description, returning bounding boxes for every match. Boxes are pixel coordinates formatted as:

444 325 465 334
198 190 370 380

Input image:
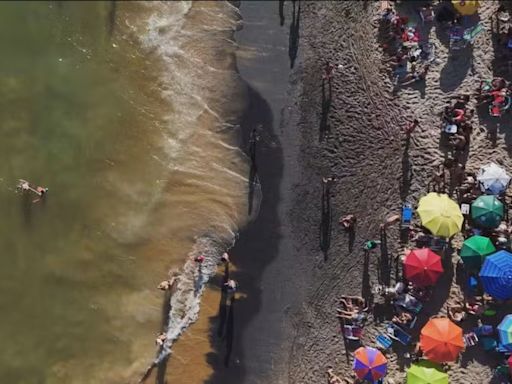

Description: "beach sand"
201 1 512 384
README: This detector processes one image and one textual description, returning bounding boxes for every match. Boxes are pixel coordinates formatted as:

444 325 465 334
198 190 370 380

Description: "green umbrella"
471 195 504 228
460 235 496 266
407 361 449 384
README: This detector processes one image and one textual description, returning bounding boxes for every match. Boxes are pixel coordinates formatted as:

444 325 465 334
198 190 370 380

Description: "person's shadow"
248 127 259 215
319 182 332 260
279 0 285 26
320 78 332 141
217 263 230 338
224 295 236 367
288 0 300 69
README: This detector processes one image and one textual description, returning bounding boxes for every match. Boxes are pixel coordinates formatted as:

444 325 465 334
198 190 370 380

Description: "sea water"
0 1 247 382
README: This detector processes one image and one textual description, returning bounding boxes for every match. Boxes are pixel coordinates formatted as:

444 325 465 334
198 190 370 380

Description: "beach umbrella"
404 248 444 287
353 346 387 382
420 318 464 363
407 361 449 384
417 193 463 238
471 195 504 228
477 163 511 195
460 235 496 267
498 315 512 349
479 250 512 300
451 0 479 16
508 355 512 374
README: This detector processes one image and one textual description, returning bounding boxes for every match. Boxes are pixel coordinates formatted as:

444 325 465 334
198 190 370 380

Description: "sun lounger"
474 325 494 337
480 337 497 351
394 293 423 314
497 342 512 355
376 334 393 350
343 325 362 341
386 323 412 345
463 23 484 45
401 203 413 229
464 332 479 347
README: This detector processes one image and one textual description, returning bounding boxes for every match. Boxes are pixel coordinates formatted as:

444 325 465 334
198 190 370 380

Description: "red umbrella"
404 248 444 287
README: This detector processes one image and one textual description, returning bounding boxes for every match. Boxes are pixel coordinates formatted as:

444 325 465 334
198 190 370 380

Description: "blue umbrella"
498 315 512 350
480 250 512 300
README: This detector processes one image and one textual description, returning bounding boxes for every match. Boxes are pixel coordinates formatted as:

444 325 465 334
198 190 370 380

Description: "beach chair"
496 342 512 355
376 334 393 350
401 203 413 229
474 325 494 337
394 293 423 314
463 332 479 347
386 323 412 345
480 337 497 351
463 23 484 46
343 325 362 341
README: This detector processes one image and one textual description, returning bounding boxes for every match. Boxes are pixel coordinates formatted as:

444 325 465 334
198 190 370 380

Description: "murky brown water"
0 1 247 382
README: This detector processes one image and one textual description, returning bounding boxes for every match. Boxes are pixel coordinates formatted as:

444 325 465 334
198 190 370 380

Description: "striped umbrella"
479 251 512 300
353 346 388 382
498 315 512 350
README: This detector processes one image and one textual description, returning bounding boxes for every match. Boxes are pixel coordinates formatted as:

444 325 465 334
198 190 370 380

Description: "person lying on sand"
340 295 366 311
339 214 356 230
448 303 466 323
400 64 429 86
392 311 413 326
448 134 467 150
326 368 348 384
336 308 368 323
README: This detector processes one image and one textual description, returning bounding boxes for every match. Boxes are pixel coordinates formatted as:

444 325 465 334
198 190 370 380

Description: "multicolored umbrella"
477 163 511 195
353 346 387 382
417 193 463 238
471 195 504 228
460 235 496 267
498 314 512 350
407 361 449 384
452 0 479 16
404 249 444 287
420 318 464 363
479 251 512 300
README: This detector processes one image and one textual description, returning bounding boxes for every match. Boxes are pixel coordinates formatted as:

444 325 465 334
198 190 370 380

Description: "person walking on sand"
404 119 419 135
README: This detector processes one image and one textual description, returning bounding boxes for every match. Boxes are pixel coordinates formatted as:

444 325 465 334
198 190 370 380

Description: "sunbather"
448 303 466 323
392 312 413 326
340 295 366 311
326 368 346 384
400 64 429 86
336 308 368 323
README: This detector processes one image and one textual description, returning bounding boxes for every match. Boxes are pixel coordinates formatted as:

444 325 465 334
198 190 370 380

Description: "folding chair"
376 334 393 350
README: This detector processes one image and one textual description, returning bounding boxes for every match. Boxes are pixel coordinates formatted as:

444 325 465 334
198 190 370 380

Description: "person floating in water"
17 179 48 203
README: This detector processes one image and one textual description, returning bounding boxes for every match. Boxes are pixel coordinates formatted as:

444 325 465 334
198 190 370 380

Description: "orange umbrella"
420 318 464 363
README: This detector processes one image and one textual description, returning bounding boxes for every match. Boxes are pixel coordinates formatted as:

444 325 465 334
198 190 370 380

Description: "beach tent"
479 251 512 300
417 193 463 238
460 235 495 267
471 195 504 228
404 249 443 287
451 0 479 16
407 361 449 384
420 318 464 363
498 315 512 350
353 346 387 382
477 163 511 195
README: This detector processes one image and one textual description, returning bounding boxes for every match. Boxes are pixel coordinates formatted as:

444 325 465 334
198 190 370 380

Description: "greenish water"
0 1 247 382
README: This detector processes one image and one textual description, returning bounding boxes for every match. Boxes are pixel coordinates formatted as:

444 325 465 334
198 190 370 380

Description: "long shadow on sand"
288 0 300 69
320 78 332 141
205 82 283 384
320 181 332 260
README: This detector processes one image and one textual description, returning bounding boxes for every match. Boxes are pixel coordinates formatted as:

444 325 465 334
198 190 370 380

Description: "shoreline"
205 1 306 383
